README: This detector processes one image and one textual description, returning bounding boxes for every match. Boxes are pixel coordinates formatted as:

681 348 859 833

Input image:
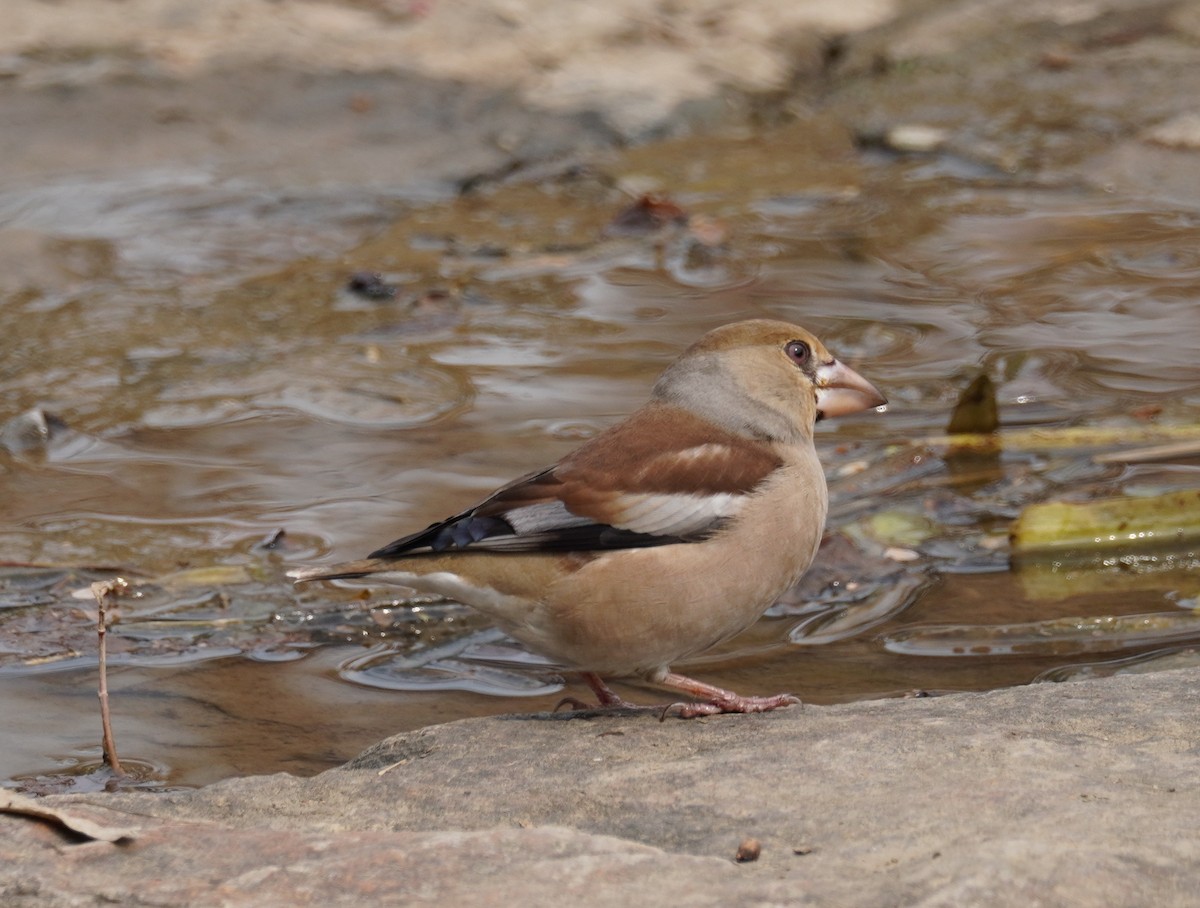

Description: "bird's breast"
525 452 829 676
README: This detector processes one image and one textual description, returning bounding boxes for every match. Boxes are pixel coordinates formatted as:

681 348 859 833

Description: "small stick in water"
89 579 126 776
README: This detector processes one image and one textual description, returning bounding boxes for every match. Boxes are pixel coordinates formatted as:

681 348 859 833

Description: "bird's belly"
527 525 822 677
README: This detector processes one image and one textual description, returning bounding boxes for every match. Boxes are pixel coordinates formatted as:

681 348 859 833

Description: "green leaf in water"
920 422 1200 454
861 509 939 548
1010 489 1200 556
1016 555 1200 603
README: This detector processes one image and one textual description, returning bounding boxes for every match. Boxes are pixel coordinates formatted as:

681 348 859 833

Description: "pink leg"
658 672 801 719
581 672 636 707
553 671 800 719
553 672 650 712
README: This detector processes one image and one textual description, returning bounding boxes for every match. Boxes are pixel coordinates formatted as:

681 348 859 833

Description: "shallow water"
2 121 1199 791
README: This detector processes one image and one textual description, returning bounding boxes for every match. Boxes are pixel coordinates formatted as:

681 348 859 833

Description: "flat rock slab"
3 668 1197 905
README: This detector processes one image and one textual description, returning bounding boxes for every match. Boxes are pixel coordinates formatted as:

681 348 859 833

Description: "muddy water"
3 121 1199 791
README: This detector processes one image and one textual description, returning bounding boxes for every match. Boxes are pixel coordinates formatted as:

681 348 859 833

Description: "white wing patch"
505 500 594 535
503 490 743 540
610 491 743 536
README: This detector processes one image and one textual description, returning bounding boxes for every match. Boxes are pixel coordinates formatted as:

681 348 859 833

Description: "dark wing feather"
367 467 698 558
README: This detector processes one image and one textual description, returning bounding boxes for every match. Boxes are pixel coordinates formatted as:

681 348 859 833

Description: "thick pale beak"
815 360 887 420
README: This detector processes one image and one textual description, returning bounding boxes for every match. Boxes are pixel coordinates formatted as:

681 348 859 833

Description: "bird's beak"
815 360 887 421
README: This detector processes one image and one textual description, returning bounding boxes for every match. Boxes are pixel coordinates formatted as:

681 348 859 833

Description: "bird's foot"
554 671 801 719
552 696 599 712
552 672 654 714
664 692 801 719
657 672 802 720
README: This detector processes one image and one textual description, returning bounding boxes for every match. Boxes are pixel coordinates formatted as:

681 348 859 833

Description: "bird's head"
652 319 887 444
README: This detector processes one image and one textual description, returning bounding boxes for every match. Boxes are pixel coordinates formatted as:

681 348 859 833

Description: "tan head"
651 319 886 445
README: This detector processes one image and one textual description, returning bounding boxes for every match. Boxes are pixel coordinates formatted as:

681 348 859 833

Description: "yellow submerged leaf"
924 422 1200 453
1011 489 1200 555
151 565 254 590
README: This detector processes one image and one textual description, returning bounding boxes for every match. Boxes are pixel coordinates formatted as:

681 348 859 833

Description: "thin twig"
1092 438 1200 465
90 580 126 776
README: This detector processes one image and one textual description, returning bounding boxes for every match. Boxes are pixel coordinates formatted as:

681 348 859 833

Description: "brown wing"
369 403 781 558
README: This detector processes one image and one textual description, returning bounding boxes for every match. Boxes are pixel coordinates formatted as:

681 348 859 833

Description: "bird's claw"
553 696 595 713
661 692 802 720
553 697 672 718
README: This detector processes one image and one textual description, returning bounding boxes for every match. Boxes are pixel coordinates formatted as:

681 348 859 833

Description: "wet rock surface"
9 0 1199 199
3 669 1198 905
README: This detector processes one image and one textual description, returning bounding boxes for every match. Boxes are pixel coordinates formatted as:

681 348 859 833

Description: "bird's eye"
785 340 811 366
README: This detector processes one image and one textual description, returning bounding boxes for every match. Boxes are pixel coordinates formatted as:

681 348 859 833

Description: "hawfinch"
291 320 885 717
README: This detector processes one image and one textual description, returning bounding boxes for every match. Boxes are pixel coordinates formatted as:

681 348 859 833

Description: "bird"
290 319 886 717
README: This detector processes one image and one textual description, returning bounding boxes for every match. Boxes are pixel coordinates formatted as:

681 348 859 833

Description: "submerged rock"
0 408 69 456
